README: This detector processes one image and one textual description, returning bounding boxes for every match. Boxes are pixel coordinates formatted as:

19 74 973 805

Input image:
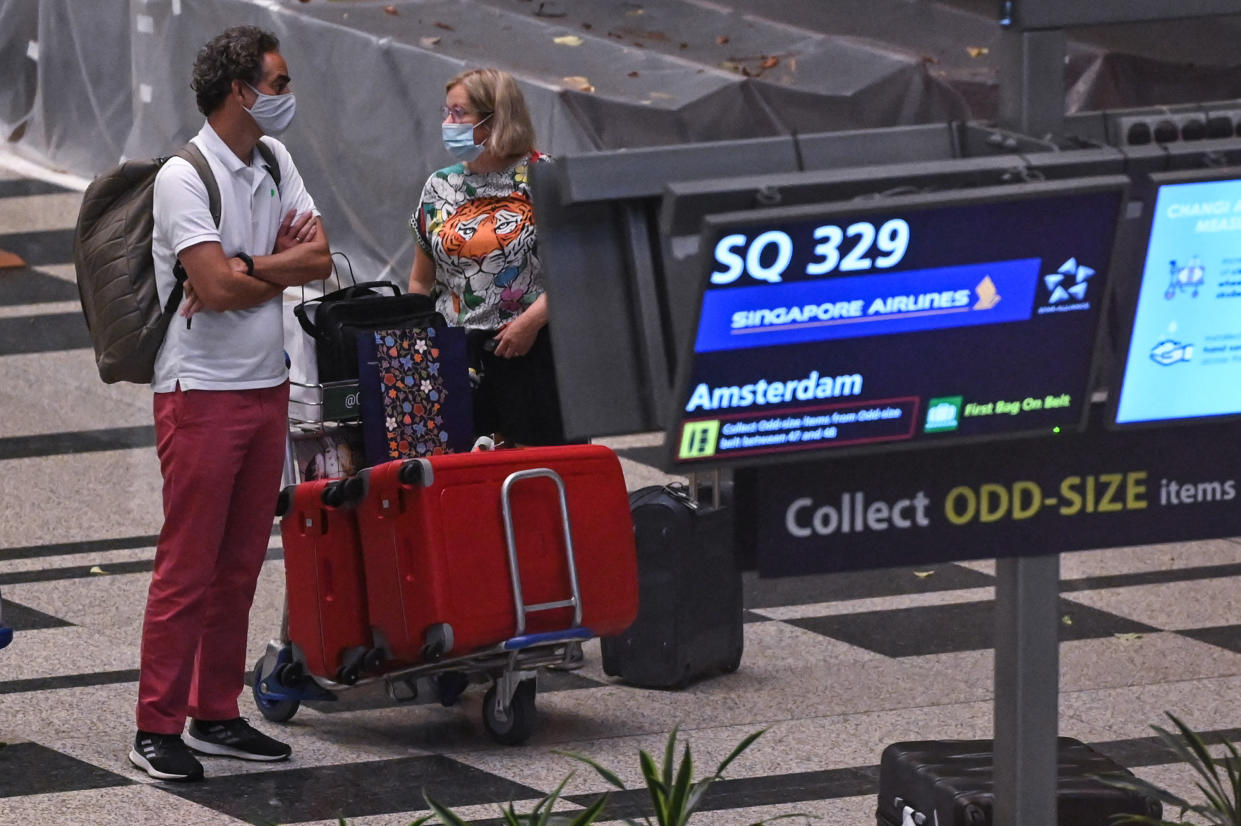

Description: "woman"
409 67 566 447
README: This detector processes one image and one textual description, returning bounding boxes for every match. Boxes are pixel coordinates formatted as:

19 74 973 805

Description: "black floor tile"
1062 561 1241 593
1092 726 1241 768
1178 625 1241 655
0 425 156 460
163 754 541 823
0 742 132 797
0 533 160 562
0 179 73 197
744 564 995 610
0 598 72 630
0 229 74 268
0 311 90 354
785 599 1158 657
0 669 139 695
0 559 154 586
0 267 79 306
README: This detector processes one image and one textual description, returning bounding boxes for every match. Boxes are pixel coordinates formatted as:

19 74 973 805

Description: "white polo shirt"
150 122 317 392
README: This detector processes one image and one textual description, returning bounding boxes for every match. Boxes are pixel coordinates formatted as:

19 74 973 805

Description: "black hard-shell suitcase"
876 737 1162 826
600 483 743 688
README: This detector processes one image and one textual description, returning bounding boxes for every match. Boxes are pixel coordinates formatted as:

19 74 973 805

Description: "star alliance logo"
1044 258 1095 304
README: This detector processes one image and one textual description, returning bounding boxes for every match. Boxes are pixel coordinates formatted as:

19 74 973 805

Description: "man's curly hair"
190 26 280 116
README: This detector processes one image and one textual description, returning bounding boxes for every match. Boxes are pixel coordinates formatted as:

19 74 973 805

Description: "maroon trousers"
136 382 288 734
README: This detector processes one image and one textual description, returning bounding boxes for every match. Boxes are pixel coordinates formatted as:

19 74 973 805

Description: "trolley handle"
499 468 583 637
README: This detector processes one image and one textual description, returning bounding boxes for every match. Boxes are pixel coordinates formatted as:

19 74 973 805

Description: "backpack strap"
165 142 221 318
255 137 283 190
163 140 282 322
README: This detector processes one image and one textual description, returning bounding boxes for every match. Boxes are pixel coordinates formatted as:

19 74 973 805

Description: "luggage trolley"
255 445 635 745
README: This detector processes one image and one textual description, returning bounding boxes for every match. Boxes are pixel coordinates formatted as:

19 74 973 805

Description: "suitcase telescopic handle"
499 468 583 636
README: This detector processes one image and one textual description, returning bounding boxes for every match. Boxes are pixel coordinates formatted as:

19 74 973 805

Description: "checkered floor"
3 157 1241 825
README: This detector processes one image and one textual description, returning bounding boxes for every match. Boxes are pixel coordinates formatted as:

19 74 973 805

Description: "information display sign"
666 177 1128 469
1113 167 1241 427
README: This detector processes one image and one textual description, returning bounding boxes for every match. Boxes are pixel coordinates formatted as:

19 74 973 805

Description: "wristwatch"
236 251 254 275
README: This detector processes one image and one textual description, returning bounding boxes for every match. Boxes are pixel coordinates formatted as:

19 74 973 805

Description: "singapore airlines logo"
973 276 1001 310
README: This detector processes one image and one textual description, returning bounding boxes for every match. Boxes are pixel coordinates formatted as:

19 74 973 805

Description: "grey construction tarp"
4 0 1241 279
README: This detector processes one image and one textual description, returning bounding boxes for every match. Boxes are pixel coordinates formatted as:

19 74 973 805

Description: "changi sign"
754 406 1241 576
666 177 1128 469
1114 168 1241 426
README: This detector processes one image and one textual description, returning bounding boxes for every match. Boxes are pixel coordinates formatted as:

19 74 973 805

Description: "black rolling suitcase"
600 480 743 688
876 737 1162 826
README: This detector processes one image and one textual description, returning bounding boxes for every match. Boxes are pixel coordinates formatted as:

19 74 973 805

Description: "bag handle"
293 280 403 340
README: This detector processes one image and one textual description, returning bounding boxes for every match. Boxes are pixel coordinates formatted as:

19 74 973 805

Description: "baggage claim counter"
534 122 1241 824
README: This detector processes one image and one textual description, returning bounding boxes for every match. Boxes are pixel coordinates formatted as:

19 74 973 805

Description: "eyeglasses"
441 105 489 123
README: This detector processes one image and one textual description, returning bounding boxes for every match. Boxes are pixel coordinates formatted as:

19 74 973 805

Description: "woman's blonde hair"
447 67 535 159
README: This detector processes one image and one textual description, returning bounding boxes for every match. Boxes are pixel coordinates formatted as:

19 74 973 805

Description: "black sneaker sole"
183 732 290 762
128 748 204 781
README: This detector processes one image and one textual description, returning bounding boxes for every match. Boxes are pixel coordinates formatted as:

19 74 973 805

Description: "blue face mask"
441 114 490 162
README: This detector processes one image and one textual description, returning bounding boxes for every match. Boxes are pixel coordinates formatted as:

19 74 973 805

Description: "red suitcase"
278 479 373 683
352 444 639 665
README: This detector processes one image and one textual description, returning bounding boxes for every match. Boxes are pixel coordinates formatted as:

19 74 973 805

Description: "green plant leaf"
558 750 627 791
682 777 718 818
663 726 679 793
668 743 694 825
715 729 765 778
422 791 468 826
406 816 436 826
639 748 670 824
1157 715 1235 821
564 792 611 825
1099 711 1241 826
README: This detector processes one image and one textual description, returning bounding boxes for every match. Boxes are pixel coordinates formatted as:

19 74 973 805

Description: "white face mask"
244 82 296 136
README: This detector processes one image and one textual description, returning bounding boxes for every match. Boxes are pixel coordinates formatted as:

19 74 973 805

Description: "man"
129 25 331 782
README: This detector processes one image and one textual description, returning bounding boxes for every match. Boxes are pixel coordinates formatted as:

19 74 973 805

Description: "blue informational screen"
1114 173 1241 425
668 177 1128 468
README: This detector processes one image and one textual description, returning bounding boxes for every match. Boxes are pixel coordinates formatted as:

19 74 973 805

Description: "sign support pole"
995 22 1066 826
993 553 1061 826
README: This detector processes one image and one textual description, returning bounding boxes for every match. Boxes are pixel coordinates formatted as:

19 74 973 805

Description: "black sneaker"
184 717 291 762
129 731 204 781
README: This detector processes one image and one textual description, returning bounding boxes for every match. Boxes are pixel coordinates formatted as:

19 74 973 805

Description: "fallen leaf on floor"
1114 632 1144 641
582 22 593 30
966 46 989 58
913 570 935 578
627 7 645 15
627 70 640 77
648 91 672 99
554 34 584 46
434 21 454 30
717 35 730 45
90 565 108 575
420 36 441 47
562 75 595 92
1062 615 1073 625
760 55 780 69
383 4 398 14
